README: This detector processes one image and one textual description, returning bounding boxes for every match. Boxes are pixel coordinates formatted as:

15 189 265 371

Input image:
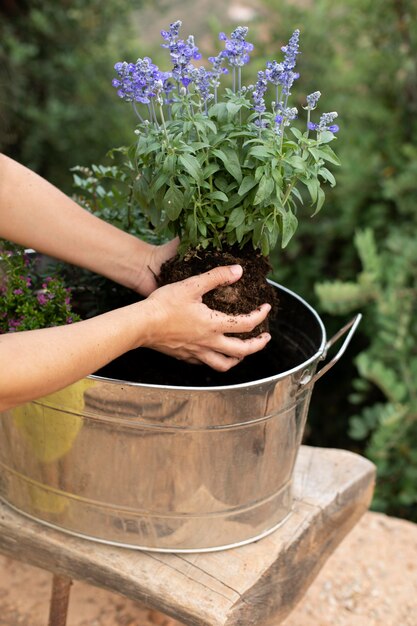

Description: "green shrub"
261 0 417 519
0 0 140 191
316 229 417 519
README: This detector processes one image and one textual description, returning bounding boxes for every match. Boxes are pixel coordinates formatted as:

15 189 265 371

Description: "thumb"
195 265 243 296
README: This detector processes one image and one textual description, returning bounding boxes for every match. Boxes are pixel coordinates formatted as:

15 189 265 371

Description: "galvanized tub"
0 281 361 552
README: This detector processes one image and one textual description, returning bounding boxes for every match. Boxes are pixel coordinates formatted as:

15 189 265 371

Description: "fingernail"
230 264 243 278
264 333 272 342
263 303 272 313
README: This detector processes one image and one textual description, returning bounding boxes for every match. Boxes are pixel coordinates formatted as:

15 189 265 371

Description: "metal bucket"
0 282 361 552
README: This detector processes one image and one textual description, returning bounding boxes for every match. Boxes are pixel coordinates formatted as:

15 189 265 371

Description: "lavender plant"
0 247 80 333
113 21 340 256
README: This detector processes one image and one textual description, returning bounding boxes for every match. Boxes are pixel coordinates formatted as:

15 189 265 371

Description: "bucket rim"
88 281 327 391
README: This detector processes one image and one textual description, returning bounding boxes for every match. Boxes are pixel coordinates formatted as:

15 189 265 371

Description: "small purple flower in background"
219 26 254 93
265 60 284 85
219 26 254 68
308 111 339 133
306 91 321 110
161 21 202 88
274 105 298 135
0 251 80 334
190 66 213 108
113 57 162 105
277 29 300 99
8 318 23 332
208 54 228 87
160 20 182 45
252 70 268 114
37 293 48 306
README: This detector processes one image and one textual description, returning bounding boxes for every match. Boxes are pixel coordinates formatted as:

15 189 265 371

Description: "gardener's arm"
0 265 271 411
0 153 173 296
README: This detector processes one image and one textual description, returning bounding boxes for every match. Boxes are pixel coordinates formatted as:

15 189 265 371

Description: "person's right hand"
137 264 272 371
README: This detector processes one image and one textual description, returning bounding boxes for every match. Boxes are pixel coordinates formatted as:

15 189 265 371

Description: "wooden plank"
0 446 375 626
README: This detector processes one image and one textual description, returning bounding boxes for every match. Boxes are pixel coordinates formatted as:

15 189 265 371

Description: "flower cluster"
0 248 80 333
112 21 340 255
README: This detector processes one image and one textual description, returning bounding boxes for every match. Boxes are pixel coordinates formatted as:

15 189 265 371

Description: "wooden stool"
0 446 375 625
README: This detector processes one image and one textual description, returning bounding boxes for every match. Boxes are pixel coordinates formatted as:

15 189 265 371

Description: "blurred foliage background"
1 0 417 521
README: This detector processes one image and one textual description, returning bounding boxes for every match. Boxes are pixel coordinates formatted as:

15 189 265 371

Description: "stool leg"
47 574 73 626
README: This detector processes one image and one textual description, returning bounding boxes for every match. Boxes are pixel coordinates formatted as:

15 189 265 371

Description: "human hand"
134 238 179 296
139 264 271 371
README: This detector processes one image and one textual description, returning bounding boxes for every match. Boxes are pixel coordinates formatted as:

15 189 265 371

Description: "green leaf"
162 154 177 175
226 101 241 118
317 145 341 166
224 206 245 232
318 167 336 186
214 176 229 192
303 177 319 203
281 209 298 248
150 171 169 195
290 127 303 140
311 187 325 216
203 162 220 178
254 176 274 205
308 147 323 162
248 145 275 161
163 185 183 220
179 153 203 183
291 187 304 204
287 156 307 171
235 221 247 243
319 130 337 144
208 102 228 123
212 147 242 183
238 176 257 196
209 190 229 202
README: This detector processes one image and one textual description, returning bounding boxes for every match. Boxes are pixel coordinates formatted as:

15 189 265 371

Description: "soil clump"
158 245 278 338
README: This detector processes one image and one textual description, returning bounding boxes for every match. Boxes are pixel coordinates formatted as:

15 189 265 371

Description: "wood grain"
0 446 375 625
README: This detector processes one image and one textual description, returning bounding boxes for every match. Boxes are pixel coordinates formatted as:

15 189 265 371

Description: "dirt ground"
0 511 416 626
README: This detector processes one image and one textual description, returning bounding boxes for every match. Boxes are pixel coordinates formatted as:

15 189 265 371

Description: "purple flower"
252 70 268 113
160 20 182 44
274 105 298 136
208 54 228 89
13 288 23 296
161 21 202 87
8 318 23 332
113 57 162 104
37 293 48 306
309 111 339 133
265 30 300 100
219 26 254 68
190 66 213 104
278 29 300 96
265 60 284 85
306 91 321 110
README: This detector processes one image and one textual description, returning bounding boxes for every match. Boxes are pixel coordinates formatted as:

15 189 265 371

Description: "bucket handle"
300 314 362 387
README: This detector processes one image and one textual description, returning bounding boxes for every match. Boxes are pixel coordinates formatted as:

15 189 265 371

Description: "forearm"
0 265 271 411
0 154 153 292
0 303 150 411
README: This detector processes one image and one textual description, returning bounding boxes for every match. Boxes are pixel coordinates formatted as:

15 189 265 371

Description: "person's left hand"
135 238 179 296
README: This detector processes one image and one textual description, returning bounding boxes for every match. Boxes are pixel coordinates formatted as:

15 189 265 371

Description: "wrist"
109 236 156 294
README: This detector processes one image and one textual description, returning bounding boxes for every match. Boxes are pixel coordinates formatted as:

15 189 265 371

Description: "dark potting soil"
158 245 279 338
95 330 303 387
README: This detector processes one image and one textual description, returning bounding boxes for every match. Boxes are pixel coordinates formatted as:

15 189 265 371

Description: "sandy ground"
0 511 416 626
